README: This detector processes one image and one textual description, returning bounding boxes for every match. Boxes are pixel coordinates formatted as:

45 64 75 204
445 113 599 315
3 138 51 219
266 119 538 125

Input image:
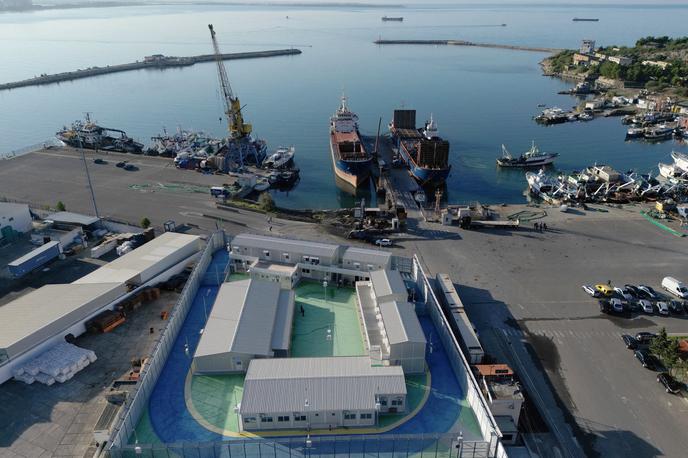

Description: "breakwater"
0 49 302 91
374 39 561 53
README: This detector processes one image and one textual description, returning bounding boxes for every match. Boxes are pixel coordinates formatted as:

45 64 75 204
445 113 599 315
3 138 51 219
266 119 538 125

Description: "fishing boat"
672 151 688 173
382 16 403 21
534 107 568 125
625 127 645 139
329 96 373 189
262 146 295 169
56 113 143 153
526 169 560 199
644 125 673 141
497 142 558 168
253 177 270 192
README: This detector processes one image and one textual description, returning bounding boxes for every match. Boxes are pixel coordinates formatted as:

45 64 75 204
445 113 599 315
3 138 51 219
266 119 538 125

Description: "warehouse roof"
379 301 426 345
74 232 200 285
0 202 30 213
271 289 296 352
240 357 406 414
370 269 407 300
194 279 285 359
45 211 100 226
0 283 126 360
231 233 339 259
342 247 392 267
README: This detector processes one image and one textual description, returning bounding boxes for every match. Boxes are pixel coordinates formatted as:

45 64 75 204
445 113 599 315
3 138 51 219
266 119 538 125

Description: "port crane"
208 24 252 139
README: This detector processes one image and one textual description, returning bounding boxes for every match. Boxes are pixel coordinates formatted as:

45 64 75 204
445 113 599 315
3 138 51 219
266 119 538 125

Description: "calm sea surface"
1 2 687 208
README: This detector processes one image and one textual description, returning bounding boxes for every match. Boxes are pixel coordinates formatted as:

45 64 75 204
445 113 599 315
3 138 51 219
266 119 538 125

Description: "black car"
622 334 638 349
116 161 127 168
638 285 658 299
635 332 657 344
635 350 658 370
624 284 642 297
599 300 612 314
669 300 685 315
93 158 107 165
123 164 138 171
657 372 682 394
625 300 641 312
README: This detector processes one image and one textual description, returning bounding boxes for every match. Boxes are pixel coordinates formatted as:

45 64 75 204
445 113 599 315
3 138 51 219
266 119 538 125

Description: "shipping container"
7 241 61 278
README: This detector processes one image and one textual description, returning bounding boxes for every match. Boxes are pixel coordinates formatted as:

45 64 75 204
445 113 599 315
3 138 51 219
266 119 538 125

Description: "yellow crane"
208 24 252 139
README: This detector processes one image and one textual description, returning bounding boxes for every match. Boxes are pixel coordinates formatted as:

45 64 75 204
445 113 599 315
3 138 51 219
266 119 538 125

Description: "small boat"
625 127 644 139
382 16 403 21
497 142 558 168
262 146 295 169
526 169 559 197
534 107 568 125
672 151 688 173
253 177 270 192
644 126 673 141
579 112 594 121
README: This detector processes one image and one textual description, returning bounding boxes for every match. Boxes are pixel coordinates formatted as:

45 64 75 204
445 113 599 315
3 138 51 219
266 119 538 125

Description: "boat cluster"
623 112 687 142
146 129 224 158
526 155 688 205
534 107 593 125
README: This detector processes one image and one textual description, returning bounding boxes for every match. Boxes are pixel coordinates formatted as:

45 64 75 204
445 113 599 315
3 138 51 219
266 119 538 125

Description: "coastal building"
191 279 295 374
239 356 406 431
475 364 525 445
642 60 670 70
573 53 595 67
0 203 32 239
608 55 632 66
580 39 596 55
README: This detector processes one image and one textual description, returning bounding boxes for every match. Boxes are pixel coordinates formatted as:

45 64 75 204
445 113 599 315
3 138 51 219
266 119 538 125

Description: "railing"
411 256 507 458
107 230 226 450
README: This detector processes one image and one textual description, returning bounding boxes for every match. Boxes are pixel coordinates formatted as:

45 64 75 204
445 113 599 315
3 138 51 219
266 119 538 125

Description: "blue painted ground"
141 251 479 443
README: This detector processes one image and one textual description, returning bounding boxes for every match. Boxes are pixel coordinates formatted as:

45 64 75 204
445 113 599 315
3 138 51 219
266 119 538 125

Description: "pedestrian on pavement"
300 305 305 317
543 223 548 231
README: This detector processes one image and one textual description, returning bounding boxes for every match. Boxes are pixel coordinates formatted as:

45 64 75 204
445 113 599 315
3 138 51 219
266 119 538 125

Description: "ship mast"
208 24 252 139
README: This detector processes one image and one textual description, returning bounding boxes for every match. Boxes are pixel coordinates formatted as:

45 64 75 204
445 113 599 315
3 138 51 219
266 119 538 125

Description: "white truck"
662 277 688 299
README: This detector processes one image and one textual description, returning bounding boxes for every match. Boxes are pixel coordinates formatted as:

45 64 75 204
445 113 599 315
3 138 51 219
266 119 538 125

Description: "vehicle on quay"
497 141 558 168
582 285 600 297
637 284 658 299
116 161 127 168
624 284 642 297
389 109 451 187
622 334 638 349
375 238 393 247
93 158 107 165
609 298 625 313
635 332 657 344
330 96 373 189
669 300 685 315
57 113 144 153
614 287 634 301
657 301 670 316
657 372 682 394
634 349 658 370
662 276 688 299
595 284 614 296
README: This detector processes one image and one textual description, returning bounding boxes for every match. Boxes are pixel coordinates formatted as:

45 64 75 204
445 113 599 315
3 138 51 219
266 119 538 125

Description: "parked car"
115 161 127 168
662 277 688 299
595 284 614 297
635 332 657 344
656 301 670 316
634 350 658 370
657 372 682 394
638 299 654 314
614 287 634 301
669 300 685 315
622 334 638 350
375 238 393 247
582 285 600 297
624 284 642 297
599 300 612 314
625 300 641 312
123 164 138 171
93 158 107 165
638 285 658 299
610 298 625 313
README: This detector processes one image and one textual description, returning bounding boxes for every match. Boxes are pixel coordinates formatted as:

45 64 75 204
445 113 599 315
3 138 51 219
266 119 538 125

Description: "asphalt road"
403 204 688 457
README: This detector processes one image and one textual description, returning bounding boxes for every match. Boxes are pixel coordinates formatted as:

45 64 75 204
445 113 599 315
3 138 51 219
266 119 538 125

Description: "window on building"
278 416 290 422
379 399 388 406
283 253 290 260
293 414 307 422
261 416 273 423
344 412 356 420
354 262 361 270
360 413 372 420
303 256 310 262
367 264 374 271
391 399 403 406
263 250 270 257
311 257 320 265
301 268 310 274
244 417 256 423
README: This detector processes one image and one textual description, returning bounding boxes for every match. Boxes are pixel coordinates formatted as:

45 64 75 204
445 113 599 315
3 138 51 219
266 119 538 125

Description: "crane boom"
208 24 252 138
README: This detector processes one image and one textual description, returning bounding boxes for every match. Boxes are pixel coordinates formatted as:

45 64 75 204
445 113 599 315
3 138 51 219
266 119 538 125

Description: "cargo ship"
56 114 143 153
389 109 451 187
329 96 373 189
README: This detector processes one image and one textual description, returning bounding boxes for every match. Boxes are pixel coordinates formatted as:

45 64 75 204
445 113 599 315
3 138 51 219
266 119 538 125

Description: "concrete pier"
374 39 561 53
0 49 302 91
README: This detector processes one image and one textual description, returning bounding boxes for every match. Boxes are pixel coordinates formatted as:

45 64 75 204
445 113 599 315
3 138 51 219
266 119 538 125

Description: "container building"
7 240 61 278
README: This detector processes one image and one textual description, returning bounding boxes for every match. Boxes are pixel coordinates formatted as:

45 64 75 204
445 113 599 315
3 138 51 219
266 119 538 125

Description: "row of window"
244 412 374 424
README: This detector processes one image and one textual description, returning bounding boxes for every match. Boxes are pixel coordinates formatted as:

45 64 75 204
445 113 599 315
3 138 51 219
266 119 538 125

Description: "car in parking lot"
657 372 682 394
656 301 670 316
638 299 654 314
93 158 107 165
614 287 634 301
634 350 659 370
375 238 393 247
635 332 657 344
624 284 642 297
123 164 138 171
582 285 600 297
669 300 685 315
610 298 625 313
638 285 658 299
116 161 127 168
622 334 639 349
595 284 614 297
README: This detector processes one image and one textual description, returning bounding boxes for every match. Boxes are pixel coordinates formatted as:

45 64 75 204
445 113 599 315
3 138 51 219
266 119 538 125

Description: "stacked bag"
13 342 97 385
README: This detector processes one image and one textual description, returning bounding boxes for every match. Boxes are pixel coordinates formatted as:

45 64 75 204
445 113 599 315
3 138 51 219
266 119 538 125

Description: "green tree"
650 328 681 373
140 217 151 229
56 201 66 211
258 192 275 212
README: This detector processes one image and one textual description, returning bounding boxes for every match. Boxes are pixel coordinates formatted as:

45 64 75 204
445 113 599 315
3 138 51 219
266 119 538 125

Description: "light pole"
76 134 100 218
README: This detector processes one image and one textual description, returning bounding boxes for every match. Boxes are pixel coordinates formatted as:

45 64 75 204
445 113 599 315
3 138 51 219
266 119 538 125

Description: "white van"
662 277 688 299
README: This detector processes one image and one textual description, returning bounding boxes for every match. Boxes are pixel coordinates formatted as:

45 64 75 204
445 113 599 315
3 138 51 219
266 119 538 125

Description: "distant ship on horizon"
572 18 599 22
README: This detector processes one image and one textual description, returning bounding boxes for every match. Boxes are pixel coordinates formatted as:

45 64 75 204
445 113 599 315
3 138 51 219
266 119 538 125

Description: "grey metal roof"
0 283 126 358
436 273 464 310
271 289 295 352
370 269 407 300
8 241 60 267
74 232 200 284
46 211 100 226
231 233 340 259
194 279 281 358
378 301 426 345
342 247 392 266
240 357 406 414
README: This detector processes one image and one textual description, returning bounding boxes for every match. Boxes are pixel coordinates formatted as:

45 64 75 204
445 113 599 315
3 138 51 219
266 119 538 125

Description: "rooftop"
252 260 298 274
378 301 426 345
342 246 392 266
45 211 100 226
231 233 339 259
370 269 407 300
240 356 406 414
